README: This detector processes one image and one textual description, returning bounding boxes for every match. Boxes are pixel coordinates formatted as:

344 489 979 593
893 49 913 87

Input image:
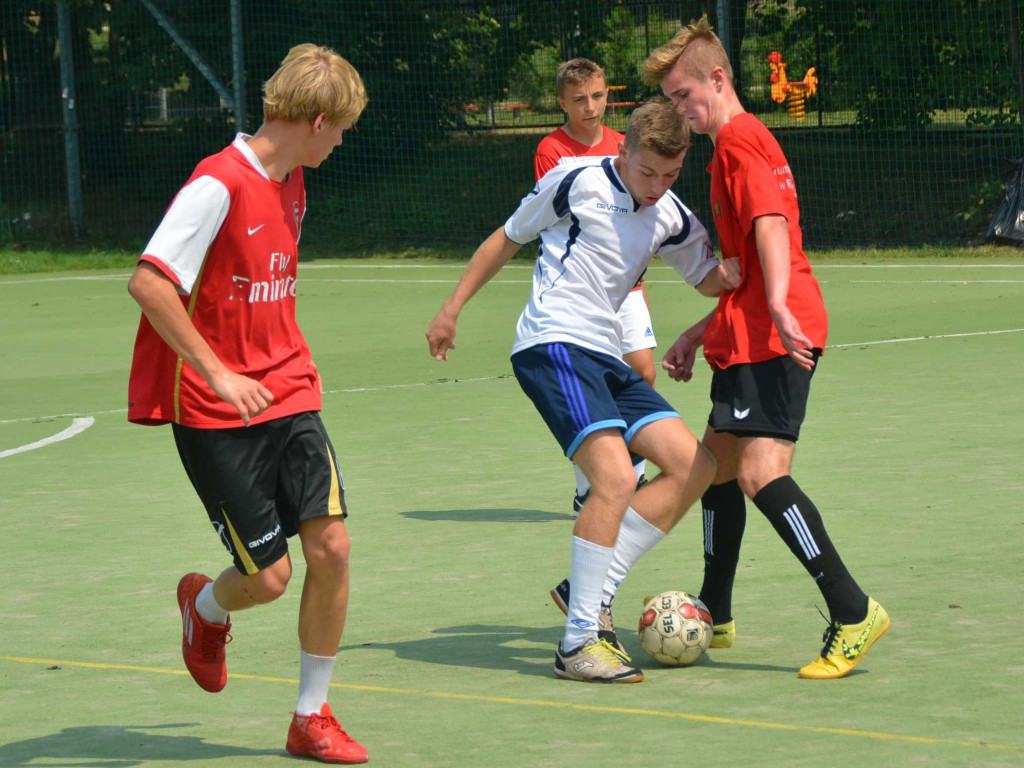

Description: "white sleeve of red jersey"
141 175 231 293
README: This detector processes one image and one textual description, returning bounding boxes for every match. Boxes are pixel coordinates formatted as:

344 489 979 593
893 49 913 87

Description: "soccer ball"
637 591 713 666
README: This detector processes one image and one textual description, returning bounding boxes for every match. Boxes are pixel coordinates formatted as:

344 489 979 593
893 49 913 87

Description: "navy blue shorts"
511 342 680 458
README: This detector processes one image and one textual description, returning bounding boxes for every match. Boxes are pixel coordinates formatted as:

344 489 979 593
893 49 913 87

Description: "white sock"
195 582 229 625
296 649 337 716
633 460 647 482
572 463 591 496
563 536 614 650
602 507 666 605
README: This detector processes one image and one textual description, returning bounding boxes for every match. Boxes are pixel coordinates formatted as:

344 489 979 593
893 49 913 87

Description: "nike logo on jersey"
247 224 264 235
733 407 750 419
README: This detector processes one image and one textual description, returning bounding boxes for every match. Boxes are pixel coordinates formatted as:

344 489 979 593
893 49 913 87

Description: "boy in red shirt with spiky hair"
644 17 889 680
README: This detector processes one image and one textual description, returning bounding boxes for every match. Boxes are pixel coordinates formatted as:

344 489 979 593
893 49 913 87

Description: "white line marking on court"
0 417 94 458
850 280 1024 284
0 274 132 285
3 263 1022 286
322 375 510 396
302 278 531 284
0 409 124 426
831 328 1024 348
1 329 1020 426
299 263 1024 269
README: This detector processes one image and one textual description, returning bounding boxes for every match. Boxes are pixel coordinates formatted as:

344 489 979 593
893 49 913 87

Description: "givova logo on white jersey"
596 202 628 214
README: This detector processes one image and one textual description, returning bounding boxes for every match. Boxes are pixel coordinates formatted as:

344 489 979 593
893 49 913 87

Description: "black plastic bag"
987 158 1024 244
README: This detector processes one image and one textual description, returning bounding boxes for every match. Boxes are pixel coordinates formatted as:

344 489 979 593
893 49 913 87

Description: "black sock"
698 479 746 625
752 475 868 624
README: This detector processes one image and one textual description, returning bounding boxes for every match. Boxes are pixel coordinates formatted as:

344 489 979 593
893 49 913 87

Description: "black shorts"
707 351 821 442
172 411 347 575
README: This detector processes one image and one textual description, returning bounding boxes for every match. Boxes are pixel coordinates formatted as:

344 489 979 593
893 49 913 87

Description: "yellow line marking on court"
2 655 1019 751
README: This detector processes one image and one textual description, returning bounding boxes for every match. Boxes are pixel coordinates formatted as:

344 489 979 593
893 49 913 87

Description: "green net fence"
2 0 1022 251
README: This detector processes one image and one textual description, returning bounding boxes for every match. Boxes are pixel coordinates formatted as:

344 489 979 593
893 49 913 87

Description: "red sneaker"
286 703 368 764
176 572 231 693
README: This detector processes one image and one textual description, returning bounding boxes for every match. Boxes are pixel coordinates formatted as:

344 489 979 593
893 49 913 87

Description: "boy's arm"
128 262 274 425
754 214 815 370
426 226 523 361
695 257 741 296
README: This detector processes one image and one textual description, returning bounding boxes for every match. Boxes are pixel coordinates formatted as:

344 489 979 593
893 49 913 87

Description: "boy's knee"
590 466 639 506
246 561 291 604
306 526 352 578
736 469 774 499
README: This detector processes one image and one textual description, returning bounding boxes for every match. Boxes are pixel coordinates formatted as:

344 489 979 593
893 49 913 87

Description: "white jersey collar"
232 133 272 181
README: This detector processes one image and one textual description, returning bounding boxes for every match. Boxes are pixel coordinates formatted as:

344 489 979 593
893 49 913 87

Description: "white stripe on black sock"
783 504 821 561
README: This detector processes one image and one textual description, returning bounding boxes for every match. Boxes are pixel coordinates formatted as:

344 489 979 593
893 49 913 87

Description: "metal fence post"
231 0 246 132
57 1 83 239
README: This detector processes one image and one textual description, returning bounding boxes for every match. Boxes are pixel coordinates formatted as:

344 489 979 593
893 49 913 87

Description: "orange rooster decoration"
767 50 818 120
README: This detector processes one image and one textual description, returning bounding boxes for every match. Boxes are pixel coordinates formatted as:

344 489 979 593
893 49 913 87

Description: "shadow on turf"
402 508 573 522
0 723 280 766
341 624 557 677
341 624 798 677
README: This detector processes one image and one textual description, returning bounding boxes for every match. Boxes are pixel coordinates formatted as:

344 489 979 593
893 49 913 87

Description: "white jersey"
504 156 717 358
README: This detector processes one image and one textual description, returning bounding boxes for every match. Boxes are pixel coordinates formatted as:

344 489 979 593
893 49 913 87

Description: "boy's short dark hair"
556 58 606 96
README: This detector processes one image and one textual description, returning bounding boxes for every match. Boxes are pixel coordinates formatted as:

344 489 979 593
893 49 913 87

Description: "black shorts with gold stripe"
172 411 347 575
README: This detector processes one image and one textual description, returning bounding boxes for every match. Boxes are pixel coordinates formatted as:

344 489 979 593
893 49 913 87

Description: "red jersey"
534 124 624 181
703 114 827 369
128 136 321 428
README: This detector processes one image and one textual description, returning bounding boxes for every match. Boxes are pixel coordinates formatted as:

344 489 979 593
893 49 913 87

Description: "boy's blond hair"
642 15 733 85
624 98 690 158
556 58 606 96
263 44 368 125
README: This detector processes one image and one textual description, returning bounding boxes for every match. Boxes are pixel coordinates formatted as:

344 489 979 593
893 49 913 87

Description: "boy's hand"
720 257 742 289
426 308 457 361
209 370 274 426
770 305 815 370
662 332 701 382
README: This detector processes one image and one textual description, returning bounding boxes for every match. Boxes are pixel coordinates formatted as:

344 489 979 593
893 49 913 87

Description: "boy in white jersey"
534 57 656 514
128 45 369 762
426 100 740 683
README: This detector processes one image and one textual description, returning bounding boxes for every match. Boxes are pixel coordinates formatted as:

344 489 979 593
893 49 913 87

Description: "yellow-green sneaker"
711 619 736 649
798 598 890 679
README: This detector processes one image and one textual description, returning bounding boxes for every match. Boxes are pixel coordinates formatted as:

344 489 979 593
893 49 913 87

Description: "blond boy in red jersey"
128 45 369 762
643 18 889 680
